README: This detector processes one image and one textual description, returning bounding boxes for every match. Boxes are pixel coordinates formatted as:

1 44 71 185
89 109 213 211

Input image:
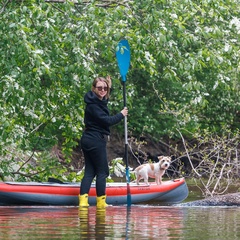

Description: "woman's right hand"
106 76 112 89
121 107 128 117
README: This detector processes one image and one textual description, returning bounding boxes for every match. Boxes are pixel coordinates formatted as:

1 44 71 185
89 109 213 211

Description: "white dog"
134 156 171 185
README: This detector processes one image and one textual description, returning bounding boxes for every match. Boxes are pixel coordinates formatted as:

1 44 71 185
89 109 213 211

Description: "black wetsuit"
80 91 124 196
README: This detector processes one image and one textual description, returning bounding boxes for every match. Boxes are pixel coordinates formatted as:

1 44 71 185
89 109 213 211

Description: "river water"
0 183 240 239
0 204 239 240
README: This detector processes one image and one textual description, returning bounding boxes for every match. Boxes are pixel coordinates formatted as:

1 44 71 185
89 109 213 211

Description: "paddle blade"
116 39 130 82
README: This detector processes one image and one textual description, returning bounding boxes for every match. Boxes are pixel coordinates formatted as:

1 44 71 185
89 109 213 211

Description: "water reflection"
0 206 239 239
78 206 185 239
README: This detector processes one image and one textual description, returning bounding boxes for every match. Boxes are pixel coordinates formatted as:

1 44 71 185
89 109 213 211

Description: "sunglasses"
95 86 108 91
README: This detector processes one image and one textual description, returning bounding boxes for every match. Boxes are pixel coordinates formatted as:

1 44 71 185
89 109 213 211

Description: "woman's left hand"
121 107 128 117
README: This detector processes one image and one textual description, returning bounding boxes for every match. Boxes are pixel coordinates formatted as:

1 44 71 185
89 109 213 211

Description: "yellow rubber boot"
79 194 89 207
96 195 108 208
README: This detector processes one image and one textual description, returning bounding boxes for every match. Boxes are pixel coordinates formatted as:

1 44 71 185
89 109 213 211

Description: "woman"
79 76 128 208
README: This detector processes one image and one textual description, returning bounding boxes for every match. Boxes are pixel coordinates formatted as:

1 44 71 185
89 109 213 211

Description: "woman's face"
94 80 108 100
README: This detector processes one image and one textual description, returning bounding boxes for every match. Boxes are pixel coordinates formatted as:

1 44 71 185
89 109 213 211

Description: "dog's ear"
158 156 163 161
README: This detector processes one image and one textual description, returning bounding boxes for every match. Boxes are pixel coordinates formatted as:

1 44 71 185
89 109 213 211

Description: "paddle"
116 39 131 206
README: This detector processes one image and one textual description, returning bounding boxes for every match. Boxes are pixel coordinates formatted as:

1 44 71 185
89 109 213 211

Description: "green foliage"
127 0 239 137
0 146 67 182
0 0 239 181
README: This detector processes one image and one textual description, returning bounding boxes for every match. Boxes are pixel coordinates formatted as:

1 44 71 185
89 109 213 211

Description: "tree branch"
44 0 129 7
177 129 202 177
0 0 10 14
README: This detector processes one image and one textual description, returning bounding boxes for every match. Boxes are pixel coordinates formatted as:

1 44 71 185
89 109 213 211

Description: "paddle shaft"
123 81 128 148
123 80 131 206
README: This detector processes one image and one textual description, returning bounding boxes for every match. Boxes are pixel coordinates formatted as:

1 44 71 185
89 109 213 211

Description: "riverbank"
179 192 240 206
